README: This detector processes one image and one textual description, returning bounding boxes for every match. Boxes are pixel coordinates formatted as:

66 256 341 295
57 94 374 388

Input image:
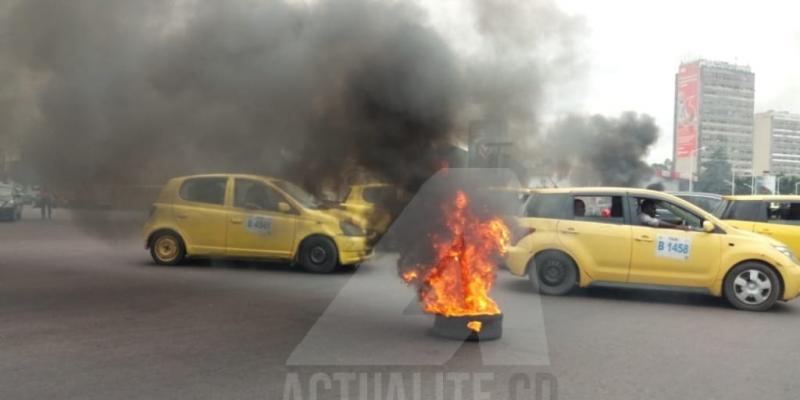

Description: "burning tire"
531 251 577 295
433 313 502 341
150 231 186 266
299 236 338 273
724 262 781 311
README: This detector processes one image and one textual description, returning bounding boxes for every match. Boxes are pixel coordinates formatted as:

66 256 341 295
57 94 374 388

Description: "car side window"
635 197 703 229
572 195 625 224
233 179 285 212
525 194 570 219
767 202 800 225
363 187 393 204
179 177 227 205
720 200 766 222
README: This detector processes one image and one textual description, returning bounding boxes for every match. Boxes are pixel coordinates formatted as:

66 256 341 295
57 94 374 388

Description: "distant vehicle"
670 191 723 214
506 187 800 311
0 185 24 221
717 195 800 257
143 174 372 273
341 183 410 240
20 187 37 205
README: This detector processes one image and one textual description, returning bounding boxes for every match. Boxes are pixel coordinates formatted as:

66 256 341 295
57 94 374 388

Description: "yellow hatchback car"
717 195 800 256
341 183 410 238
143 174 371 273
505 188 800 311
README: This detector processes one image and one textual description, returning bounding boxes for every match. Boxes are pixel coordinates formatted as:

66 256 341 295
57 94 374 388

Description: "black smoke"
0 0 583 196
542 112 659 186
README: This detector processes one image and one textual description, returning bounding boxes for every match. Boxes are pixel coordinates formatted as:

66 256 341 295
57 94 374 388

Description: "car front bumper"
335 235 373 265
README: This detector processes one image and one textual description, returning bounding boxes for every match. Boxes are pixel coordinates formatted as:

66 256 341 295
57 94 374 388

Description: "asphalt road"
2 207 800 400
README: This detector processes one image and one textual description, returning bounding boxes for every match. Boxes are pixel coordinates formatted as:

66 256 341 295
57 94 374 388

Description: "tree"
777 175 800 195
695 147 732 195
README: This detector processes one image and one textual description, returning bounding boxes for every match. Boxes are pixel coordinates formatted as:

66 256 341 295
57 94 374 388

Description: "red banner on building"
676 62 699 157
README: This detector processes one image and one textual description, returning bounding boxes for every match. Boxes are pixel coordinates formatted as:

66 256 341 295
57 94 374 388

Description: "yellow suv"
505 188 800 311
143 174 371 273
717 195 800 257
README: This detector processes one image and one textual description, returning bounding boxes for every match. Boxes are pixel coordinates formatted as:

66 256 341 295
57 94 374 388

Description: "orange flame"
467 320 483 332
404 190 510 317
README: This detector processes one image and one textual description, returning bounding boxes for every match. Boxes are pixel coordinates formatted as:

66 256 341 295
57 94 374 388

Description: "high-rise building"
673 60 756 186
754 110 800 175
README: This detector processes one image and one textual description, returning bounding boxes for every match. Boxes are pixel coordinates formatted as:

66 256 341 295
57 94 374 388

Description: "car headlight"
772 245 798 262
339 221 365 236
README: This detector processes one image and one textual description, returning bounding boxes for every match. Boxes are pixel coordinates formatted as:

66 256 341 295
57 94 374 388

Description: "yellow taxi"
341 183 409 238
505 187 800 311
143 174 371 273
717 195 800 256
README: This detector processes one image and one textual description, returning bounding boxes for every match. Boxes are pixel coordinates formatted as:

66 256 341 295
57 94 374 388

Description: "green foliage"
776 175 800 195
695 147 732 195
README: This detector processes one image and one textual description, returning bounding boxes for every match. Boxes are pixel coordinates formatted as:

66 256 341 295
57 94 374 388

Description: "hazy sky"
423 0 800 164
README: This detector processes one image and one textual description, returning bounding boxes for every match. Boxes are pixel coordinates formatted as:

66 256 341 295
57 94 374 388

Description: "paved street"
2 208 800 399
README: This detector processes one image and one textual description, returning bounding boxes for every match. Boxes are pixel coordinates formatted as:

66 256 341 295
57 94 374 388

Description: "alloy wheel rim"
155 237 179 262
733 269 772 305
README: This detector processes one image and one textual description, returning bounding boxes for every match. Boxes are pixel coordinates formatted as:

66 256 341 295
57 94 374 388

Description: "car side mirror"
702 220 715 233
278 202 291 213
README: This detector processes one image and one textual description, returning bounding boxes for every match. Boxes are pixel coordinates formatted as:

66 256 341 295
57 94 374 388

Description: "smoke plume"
0 0 583 196
543 112 659 186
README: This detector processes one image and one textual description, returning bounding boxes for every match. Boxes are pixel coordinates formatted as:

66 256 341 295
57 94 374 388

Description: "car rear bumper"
505 245 533 277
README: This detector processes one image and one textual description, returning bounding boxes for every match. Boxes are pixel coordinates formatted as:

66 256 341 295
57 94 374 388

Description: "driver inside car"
639 199 688 230
244 185 271 211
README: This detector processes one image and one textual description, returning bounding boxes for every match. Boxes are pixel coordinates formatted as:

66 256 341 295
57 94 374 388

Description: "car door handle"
635 235 653 242
230 217 243 224
176 214 188 219
560 227 578 234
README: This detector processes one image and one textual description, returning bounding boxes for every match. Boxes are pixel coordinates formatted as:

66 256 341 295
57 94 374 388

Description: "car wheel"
150 232 186 266
724 262 781 311
299 236 338 273
531 251 577 295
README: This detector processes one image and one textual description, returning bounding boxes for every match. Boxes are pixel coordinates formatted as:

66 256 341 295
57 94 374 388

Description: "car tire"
299 236 338 273
150 231 186 266
531 251 578 296
724 262 781 311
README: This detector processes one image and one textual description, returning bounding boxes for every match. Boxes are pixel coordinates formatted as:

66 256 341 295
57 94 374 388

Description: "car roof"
530 187 670 196
350 183 392 188
173 173 279 181
722 195 800 201
669 191 722 199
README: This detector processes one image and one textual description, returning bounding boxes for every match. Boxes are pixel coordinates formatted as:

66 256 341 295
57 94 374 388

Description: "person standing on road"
38 185 53 220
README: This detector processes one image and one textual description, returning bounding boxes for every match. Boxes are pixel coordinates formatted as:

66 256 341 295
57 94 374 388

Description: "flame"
467 320 482 333
402 270 418 283
404 190 510 317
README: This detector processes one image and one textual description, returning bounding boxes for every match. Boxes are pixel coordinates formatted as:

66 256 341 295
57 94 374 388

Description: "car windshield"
272 180 321 209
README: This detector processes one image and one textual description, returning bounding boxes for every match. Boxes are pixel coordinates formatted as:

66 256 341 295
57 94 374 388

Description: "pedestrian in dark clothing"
38 186 53 220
